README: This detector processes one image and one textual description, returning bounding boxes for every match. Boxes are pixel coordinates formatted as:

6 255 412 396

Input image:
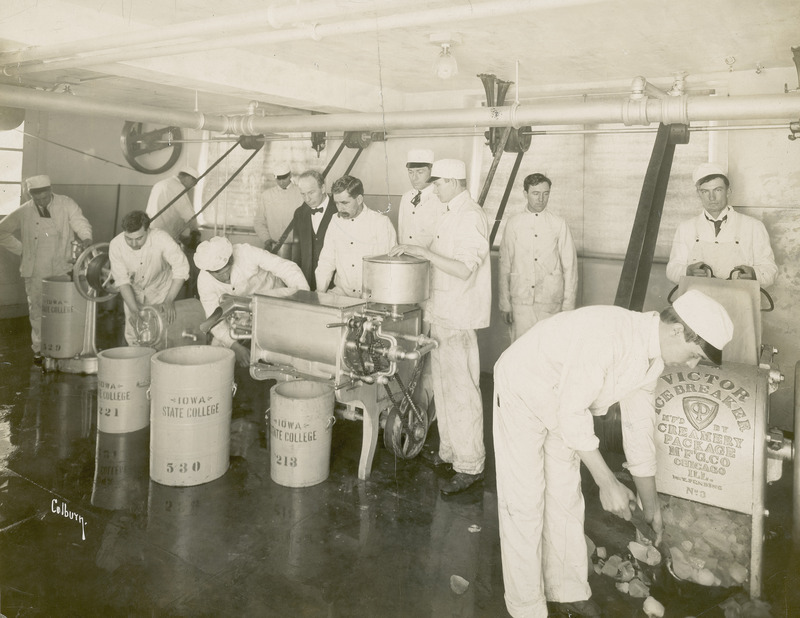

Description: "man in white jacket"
0 174 93 360
146 165 200 242
493 290 733 618
195 236 309 367
390 159 491 496
499 173 578 341
666 162 776 286
109 210 188 346
315 175 397 297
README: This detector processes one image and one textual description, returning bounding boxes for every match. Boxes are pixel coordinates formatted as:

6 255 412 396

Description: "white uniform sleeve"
108 237 129 288
160 233 190 280
197 272 235 348
249 244 310 290
0 207 23 255
146 183 164 218
315 224 337 292
559 221 578 311
666 222 692 284
253 196 271 244
378 214 398 253
65 198 93 241
498 222 513 313
619 383 658 477
751 219 777 287
453 210 489 272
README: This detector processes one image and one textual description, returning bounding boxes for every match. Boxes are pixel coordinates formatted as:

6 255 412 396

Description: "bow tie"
310 207 323 214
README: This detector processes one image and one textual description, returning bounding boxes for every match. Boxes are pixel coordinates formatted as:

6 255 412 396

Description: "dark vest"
293 196 336 290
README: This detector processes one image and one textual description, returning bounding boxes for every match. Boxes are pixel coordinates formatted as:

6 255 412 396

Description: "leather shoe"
32 354 43 366
547 599 603 617
440 472 484 495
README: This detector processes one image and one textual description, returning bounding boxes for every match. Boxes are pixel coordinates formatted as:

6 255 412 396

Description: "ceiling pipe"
3 83 800 134
0 0 409 67
2 0 605 77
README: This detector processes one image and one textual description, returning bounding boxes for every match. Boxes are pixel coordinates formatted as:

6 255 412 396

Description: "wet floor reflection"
91 428 149 514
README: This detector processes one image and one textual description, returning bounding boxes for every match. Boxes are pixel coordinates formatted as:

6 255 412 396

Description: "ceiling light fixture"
430 33 461 80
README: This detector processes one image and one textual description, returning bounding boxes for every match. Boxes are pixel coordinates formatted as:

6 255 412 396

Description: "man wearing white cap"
397 149 446 248
499 172 578 342
146 165 200 241
666 162 776 285
254 162 303 259
315 175 397 297
194 236 309 367
109 210 189 346
0 174 93 361
396 149 446 413
493 290 733 618
390 159 491 496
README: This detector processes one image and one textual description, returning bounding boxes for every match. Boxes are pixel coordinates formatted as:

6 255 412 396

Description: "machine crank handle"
385 341 437 362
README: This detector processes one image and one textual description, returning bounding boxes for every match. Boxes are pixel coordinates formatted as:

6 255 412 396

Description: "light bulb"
434 44 458 80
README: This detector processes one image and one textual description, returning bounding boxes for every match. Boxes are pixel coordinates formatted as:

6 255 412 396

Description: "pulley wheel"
343 130 372 149
504 126 532 153
384 401 428 459
120 121 183 174
73 242 118 302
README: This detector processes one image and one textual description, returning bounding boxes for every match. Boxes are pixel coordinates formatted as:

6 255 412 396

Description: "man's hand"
264 239 277 253
731 264 756 280
232 342 250 367
687 261 713 277
160 300 177 324
388 244 427 259
649 504 664 546
597 478 637 520
500 310 513 325
81 238 93 251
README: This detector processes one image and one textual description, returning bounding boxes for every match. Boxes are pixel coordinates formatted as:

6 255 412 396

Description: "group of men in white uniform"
0 156 776 618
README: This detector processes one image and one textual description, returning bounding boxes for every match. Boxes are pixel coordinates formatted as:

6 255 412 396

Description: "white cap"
672 289 734 365
692 162 728 185
430 158 466 180
273 162 291 177
406 149 435 166
194 236 233 271
27 175 51 190
179 165 199 179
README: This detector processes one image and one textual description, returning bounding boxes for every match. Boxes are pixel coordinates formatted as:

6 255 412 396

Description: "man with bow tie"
666 162 777 285
292 170 337 290
397 149 446 249
0 174 93 362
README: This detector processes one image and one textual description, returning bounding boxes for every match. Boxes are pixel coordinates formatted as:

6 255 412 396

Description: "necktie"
310 207 323 214
707 214 727 237
411 191 421 206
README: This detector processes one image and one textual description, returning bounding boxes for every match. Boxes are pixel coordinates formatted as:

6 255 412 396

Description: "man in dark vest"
293 170 337 290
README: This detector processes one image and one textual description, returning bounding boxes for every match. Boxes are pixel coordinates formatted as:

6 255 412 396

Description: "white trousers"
510 304 557 342
429 324 485 475
493 366 591 618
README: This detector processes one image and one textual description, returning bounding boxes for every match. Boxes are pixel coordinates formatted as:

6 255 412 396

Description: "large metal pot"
362 254 429 305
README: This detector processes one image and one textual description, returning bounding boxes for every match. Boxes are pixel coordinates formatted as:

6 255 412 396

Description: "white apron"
688 216 748 280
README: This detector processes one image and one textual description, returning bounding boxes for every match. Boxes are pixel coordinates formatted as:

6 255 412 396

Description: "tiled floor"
1 312 798 617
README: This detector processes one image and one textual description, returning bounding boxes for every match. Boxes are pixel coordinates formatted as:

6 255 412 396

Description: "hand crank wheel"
384 398 428 459
72 242 118 302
